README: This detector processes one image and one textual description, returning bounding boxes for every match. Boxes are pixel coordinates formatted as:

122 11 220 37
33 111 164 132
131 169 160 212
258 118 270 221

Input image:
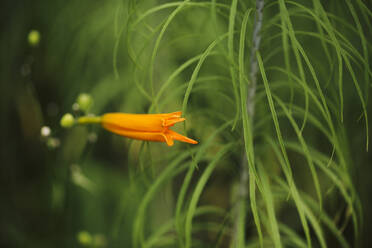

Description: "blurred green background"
1 0 371 247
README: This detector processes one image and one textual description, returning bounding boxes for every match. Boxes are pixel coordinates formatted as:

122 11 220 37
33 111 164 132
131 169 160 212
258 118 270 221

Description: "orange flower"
99 111 197 146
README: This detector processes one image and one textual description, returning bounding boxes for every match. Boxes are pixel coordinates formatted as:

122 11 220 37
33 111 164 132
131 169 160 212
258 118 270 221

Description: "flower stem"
247 0 264 118
77 116 102 125
234 0 264 247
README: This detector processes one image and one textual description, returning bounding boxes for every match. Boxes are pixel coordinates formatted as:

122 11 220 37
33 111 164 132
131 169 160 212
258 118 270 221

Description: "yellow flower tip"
101 111 198 146
28 30 40 47
60 113 75 128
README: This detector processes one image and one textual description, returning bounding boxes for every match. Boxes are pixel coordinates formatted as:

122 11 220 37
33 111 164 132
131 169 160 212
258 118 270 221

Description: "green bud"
77 93 93 112
60 113 75 128
77 231 92 245
28 30 40 47
93 234 106 247
47 137 60 149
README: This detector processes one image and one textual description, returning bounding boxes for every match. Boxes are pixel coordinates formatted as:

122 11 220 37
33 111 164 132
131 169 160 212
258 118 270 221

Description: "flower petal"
102 123 168 143
162 132 174 146
166 129 198 145
163 117 185 127
102 112 184 132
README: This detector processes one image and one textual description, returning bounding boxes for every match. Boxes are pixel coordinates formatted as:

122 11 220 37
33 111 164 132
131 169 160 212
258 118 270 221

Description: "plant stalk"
234 0 264 247
77 116 102 124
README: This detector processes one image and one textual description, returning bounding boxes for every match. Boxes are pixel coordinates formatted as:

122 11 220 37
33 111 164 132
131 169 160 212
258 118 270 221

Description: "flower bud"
47 137 60 149
77 231 92 245
60 113 75 128
93 234 106 247
40 126 51 137
77 93 93 112
28 30 40 47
